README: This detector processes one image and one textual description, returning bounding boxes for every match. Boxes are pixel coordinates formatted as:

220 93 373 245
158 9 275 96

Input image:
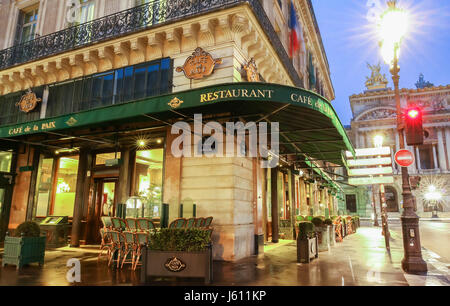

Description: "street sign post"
394 149 414 167
346 147 393 248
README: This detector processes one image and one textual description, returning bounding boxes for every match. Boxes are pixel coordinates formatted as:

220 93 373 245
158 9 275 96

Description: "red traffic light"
405 107 424 146
407 109 419 119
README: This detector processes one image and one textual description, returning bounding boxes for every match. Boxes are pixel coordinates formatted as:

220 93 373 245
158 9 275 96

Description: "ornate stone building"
346 66 450 218
0 0 351 261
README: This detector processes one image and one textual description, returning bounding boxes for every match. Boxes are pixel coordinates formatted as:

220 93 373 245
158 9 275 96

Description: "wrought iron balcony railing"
0 0 305 87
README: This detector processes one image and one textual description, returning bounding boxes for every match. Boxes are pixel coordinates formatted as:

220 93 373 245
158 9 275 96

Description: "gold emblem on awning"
168 97 184 109
16 89 42 113
176 47 223 80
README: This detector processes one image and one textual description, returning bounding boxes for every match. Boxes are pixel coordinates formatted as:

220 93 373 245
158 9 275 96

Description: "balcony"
0 0 303 88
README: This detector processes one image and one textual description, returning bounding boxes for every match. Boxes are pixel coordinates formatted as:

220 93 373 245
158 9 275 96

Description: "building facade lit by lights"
0 0 352 261
345 67 450 218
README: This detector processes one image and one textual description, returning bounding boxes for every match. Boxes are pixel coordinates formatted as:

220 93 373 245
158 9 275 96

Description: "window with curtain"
14 7 39 45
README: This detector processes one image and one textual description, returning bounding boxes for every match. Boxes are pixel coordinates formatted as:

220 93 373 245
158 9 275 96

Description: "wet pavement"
0 225 448 286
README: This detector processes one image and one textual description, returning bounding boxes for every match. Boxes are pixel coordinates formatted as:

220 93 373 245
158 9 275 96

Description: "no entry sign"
395 150 415 167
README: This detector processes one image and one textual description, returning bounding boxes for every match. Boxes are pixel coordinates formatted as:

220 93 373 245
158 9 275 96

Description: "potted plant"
312 217 330 252
2 221 46 270
324 218 336 246
297 221 318 263
141 228 212 284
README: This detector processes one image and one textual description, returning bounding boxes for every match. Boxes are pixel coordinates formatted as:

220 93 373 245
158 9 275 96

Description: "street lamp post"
378 0 427 273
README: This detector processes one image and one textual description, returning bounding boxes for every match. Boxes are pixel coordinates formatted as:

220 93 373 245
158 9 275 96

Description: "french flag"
289 1 301 58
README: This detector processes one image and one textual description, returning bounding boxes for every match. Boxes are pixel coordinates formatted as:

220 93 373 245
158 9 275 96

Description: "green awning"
304 157 343 193
0 83 354 165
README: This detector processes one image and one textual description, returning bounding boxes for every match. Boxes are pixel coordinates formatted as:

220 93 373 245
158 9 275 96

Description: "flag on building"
289 0 301 58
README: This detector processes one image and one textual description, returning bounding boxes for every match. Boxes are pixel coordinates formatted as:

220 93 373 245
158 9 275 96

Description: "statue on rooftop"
365 62 388 90
415 73 434 89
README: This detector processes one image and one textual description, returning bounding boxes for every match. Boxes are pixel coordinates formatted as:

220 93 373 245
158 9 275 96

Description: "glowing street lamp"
425 185 442 218
377 0 427 273
374 135 384 148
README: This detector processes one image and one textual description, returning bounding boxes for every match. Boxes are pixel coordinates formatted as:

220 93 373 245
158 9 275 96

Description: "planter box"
2 236 46 270
140 245 212 284
329 224 336 246
297 234 318 263
316 226 331 252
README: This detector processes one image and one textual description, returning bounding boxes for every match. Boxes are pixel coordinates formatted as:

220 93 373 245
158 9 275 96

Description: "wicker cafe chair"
98 228 112 261
346 216 353 235
111 217 122 231
203 216 213 228
126 218 139 232
121 231 136 269
133 232 149 271
193 218 204 228
101 216 113 229
108 231 122 268
137 218 156 232
333 217 343 243
119 219 128 231
169 218 187 229
185 218 196 228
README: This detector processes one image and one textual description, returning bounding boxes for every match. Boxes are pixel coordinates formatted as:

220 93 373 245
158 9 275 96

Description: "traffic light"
405 107 424 146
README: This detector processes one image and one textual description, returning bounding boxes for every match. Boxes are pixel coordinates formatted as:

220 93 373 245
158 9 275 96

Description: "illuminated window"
52 156 79 217
135 149 163 218
0 152 12 173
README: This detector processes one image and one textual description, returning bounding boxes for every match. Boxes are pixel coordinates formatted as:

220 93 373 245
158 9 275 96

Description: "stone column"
359 132 365 148
446 127 450 170
432 144 439 170
437 128 447 171
415 146 422 172
354 130 359 148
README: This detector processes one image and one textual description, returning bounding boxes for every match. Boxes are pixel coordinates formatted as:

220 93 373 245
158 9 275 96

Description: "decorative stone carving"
359 108 396 121
243 58 260 82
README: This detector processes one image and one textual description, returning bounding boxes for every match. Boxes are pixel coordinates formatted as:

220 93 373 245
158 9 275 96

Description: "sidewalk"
0 227 448 286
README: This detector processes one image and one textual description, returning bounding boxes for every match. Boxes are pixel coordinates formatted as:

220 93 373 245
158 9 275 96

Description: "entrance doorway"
86 178 118 244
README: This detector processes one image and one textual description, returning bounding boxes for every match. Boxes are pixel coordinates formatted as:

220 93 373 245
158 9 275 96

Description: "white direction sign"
348 176 395 186
346 147 394 186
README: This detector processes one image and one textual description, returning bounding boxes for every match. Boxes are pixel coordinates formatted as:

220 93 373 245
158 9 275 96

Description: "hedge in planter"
297 222 318 263
141 228 213 284
2 221 46 270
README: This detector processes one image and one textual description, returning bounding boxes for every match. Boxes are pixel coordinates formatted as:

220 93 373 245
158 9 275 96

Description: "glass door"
86 178 118 244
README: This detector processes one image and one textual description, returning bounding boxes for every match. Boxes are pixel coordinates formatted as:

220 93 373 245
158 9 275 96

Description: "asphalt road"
390 221 450 263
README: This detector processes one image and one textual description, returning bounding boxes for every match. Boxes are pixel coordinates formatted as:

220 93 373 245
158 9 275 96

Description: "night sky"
312 0 450 126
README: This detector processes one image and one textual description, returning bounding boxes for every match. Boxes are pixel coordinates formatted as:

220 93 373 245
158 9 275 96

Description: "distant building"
345 68 450 218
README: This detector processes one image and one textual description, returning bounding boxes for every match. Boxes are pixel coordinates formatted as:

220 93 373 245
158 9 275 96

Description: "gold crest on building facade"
243 58 260 82
16 89 42 113
176 47 223 80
